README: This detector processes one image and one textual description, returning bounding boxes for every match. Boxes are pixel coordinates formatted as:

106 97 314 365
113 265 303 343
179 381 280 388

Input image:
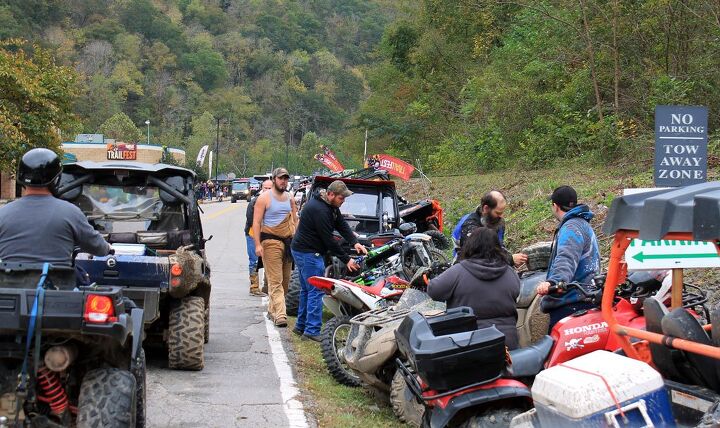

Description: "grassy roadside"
286 317 406 428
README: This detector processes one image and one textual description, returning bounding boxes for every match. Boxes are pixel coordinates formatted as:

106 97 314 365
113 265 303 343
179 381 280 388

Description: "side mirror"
399 222 417 236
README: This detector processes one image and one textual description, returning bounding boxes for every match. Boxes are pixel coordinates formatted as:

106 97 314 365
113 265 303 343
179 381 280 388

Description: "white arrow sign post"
626 239 720 270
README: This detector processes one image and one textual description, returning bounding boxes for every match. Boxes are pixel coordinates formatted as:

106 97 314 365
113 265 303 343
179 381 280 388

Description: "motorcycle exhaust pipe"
330 285 366 310
44 345 78 372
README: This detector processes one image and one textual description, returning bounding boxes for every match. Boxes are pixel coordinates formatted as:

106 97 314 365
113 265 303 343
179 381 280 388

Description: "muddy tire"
429 248 449 264
321 316 362 387
204 305 210 344
131 349 147 428
168 296 205 370
425 230 451 250
285 269 300 316
390 370 424 427
527 294 550 344
459 406 526 428
77 368 137 428
521 241 553 271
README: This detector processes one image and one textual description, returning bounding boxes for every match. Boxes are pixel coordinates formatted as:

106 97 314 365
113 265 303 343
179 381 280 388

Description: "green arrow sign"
632 252 719 263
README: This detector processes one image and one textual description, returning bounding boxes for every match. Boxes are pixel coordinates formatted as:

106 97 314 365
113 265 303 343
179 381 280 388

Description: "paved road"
146 200 308 428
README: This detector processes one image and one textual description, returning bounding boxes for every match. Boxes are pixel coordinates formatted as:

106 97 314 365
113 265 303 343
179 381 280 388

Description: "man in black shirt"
290 180 367 341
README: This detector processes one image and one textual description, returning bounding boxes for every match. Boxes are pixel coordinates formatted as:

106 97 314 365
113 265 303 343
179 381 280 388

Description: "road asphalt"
146 200 310 428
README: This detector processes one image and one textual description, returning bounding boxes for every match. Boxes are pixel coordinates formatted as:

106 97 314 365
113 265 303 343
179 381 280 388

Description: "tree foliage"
0 39 78 169
99 112 142 142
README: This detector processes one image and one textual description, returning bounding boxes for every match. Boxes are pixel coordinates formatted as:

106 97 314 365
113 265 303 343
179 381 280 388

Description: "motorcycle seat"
662 307 720 392
507 335 554 378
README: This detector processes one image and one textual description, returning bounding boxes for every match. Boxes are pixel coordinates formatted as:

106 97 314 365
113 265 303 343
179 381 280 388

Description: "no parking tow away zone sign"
626 239 720 269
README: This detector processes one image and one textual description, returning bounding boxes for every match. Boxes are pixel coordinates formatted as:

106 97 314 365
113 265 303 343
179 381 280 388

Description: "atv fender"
130 307 144 362
168 246 208 299
428 382 531 428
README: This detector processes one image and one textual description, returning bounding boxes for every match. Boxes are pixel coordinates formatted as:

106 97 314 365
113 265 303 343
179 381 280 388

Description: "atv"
0 262 145 427
55 161 212 371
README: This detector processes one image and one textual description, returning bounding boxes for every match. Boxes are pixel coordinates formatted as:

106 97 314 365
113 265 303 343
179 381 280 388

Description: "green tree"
98 112 142 142
0 39 78 168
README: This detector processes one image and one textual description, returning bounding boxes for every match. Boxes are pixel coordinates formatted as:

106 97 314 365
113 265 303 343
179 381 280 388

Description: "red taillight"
170 277 181 287
171 263 183 276
84 294 116 323
308 276 334 292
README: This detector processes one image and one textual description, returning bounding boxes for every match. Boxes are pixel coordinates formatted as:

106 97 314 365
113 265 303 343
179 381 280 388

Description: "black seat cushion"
508 335 554 378
662 308 720 392
644 298 683 380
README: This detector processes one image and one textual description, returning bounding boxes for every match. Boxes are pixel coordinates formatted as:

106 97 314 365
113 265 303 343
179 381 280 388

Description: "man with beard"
290 180 367 341
253 168 298 327
452 190 527 266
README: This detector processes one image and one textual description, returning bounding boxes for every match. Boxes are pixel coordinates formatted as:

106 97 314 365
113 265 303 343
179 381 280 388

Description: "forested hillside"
3 1 720 176
0 0 404 175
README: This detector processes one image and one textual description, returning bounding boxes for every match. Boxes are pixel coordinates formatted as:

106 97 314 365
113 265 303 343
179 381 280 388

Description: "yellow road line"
203 204 240 220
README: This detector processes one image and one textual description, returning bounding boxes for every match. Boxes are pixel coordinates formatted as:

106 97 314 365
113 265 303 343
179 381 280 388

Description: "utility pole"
363 128 368 165
215 117 221 180
285 133 291 169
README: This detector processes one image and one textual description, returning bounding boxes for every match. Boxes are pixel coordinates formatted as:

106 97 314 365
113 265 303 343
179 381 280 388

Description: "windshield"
232 182 249 191
339 188 380 235
74 184 163 233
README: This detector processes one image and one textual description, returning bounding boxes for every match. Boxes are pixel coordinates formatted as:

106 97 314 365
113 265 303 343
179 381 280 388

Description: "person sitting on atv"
452 190 528 266
0 148 112 266
427 227 521 349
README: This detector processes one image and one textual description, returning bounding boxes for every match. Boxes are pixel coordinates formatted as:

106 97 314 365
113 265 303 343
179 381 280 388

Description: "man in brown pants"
252 168 298 327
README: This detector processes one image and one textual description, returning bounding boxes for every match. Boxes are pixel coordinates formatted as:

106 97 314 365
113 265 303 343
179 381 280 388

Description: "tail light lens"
84 295 117 323
170 263 182 287
308 276 334 292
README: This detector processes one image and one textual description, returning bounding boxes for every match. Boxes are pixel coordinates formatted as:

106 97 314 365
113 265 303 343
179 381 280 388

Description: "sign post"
654 105 708 187
626 239 720 270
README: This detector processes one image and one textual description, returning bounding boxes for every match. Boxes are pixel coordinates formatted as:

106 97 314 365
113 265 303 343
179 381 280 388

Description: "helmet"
17 148 62 189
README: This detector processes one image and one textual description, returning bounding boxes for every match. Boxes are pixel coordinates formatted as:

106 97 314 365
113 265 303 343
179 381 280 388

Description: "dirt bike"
307 232 449 387
395 275 707 428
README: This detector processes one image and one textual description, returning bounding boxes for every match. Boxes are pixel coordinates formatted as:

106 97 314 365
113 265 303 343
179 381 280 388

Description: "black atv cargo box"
395 307 506 391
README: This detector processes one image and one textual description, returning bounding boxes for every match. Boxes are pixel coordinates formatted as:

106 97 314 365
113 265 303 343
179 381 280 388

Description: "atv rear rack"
351 307 412 327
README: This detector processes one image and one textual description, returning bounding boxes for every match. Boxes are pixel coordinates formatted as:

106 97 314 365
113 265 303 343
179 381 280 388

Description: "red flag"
367 154 415 180
314 153 345 172
320 145 340 162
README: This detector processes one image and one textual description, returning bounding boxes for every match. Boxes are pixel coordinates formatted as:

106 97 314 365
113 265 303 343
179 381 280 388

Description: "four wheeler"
0 262 146 427
55 161 212 371
343 240 553 426
391 270 707 427
308 231 449 387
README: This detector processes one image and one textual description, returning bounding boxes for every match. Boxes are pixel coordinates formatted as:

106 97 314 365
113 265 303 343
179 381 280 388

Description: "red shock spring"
36 366 69 415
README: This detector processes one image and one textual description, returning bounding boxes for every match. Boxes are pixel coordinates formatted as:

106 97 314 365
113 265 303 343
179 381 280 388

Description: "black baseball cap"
550 186 577 211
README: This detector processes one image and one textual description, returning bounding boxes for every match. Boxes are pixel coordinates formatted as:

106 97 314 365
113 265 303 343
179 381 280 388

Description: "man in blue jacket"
536 186 601 329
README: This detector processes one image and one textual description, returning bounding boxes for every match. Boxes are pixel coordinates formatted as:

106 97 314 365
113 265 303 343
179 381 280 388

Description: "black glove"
410 267 431 288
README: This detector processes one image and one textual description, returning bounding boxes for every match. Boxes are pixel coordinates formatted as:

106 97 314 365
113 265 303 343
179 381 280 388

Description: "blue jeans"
246 235 257 273
292 250 325 336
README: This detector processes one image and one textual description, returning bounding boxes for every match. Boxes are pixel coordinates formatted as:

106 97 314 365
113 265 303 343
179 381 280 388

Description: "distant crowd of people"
196 182 228 201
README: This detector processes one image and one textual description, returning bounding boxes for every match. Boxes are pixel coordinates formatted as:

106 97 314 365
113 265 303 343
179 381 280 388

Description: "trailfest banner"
314 145 345 172
367 154 415 180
